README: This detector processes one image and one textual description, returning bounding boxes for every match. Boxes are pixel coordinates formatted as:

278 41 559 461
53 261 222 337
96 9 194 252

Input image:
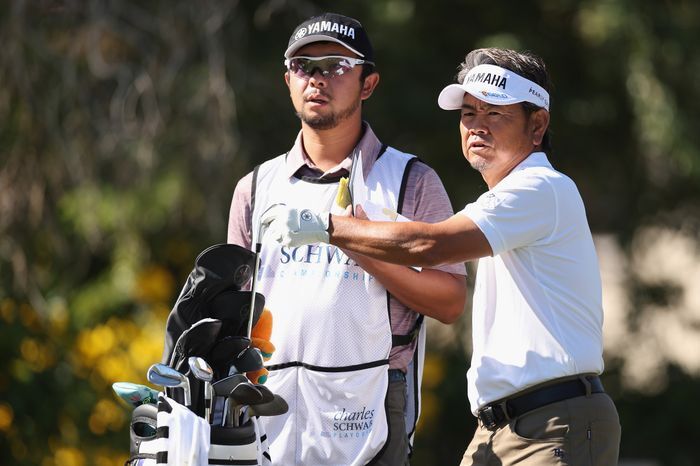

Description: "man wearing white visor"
261 47 621 465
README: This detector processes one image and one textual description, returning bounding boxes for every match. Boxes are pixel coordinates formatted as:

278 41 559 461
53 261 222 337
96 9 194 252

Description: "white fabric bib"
251 149 414 465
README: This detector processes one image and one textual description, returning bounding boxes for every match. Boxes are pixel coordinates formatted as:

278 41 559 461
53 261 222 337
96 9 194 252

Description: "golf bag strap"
392 314 424 347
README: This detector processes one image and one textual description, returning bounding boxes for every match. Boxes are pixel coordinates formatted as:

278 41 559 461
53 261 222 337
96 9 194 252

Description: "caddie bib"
250 148 415 465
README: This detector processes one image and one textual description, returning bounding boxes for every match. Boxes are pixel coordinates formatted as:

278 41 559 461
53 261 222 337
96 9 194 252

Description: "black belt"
477 375 605 430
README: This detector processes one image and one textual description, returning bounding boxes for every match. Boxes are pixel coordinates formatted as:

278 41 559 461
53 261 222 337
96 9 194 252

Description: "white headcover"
438 64 550 111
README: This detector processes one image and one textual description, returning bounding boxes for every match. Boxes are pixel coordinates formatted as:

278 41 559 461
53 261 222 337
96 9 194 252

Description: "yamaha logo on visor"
438 64 550 111
301 210 313 222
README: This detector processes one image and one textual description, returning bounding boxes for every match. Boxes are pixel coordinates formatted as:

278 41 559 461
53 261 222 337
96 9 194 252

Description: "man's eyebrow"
461 103 494 110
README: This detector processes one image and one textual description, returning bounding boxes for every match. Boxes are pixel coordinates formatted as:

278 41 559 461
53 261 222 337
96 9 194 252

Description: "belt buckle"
477 406 499 429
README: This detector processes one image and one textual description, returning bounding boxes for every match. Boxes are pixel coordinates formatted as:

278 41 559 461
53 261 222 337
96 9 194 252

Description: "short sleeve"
227 172 254 249
461 173 556 255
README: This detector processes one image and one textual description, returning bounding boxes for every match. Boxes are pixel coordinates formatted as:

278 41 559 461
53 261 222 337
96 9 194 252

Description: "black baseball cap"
284 12 374 62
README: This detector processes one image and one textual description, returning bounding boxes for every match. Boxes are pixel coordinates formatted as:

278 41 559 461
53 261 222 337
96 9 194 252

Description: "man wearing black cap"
227 12 466 466
262 47 622 465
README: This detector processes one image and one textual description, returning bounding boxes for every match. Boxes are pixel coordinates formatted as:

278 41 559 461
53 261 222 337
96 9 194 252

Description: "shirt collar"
511 151 552 173
284 122 384 180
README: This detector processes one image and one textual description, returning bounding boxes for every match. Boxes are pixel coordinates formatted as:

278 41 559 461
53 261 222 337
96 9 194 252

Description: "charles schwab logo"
259 245 376 284
320 406 375 439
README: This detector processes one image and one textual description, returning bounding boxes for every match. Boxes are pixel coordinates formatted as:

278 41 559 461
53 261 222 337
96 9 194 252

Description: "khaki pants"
460 392 620 465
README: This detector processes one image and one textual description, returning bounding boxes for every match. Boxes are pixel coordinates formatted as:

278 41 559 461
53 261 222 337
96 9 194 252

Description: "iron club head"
146 363 191 407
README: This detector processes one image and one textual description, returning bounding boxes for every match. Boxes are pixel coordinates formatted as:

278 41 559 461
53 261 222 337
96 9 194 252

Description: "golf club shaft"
245 242 261 339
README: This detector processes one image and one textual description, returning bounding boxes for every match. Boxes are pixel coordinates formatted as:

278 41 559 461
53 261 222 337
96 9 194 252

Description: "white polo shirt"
461 152 604 414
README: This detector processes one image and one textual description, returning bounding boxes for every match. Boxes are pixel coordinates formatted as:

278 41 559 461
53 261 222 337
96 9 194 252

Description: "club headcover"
161 244 256 364
208 336 252 378
208 290 265 338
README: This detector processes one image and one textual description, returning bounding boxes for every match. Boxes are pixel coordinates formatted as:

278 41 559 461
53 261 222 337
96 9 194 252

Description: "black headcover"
160 243 263 365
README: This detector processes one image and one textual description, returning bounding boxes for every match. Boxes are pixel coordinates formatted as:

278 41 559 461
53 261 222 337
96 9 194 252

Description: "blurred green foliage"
1 0 699 465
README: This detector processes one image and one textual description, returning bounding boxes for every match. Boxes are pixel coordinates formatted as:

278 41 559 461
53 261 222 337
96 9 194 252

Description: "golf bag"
161 243 258 364
122 243 283 466
125 395 270 466
161 243 265 413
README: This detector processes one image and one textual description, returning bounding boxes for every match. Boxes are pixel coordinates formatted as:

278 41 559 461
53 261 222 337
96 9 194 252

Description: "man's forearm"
328 213 493 266
328 215 442 266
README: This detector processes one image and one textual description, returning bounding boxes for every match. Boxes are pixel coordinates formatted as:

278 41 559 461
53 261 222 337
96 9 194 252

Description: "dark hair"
457 48 553 153
360 63 376 81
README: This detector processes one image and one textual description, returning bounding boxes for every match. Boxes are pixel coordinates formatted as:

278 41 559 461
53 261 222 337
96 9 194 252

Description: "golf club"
246 203 286 339
253 384 274 404
146 363 191 407
188 356 214 421
212 373 249 425
248 394 289 417
226 381 263 427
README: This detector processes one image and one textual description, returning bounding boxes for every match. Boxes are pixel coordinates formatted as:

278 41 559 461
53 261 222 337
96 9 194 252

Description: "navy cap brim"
284 35 365 58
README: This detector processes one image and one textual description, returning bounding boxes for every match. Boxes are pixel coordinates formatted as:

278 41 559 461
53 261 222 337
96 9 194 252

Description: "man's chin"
468 157 488 173
297 112 337 130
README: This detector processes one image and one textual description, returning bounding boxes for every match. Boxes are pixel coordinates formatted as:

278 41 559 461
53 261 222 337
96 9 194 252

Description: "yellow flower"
0 403 14 432
53 446 85 466
133 265 175 304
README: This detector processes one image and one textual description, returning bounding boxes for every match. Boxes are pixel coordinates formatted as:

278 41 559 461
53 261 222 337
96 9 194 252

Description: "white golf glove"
261 205 330 247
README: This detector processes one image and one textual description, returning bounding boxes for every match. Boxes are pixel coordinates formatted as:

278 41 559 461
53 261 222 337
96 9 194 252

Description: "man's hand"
261 205 330 247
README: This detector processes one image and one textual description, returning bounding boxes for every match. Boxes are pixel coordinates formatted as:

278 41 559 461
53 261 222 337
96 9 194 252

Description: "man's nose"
467 116 488 134
308 69 328 86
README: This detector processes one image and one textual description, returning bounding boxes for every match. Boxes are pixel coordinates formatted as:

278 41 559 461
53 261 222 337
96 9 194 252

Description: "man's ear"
360 72 380 100
284 71 290 89
530 108 550 147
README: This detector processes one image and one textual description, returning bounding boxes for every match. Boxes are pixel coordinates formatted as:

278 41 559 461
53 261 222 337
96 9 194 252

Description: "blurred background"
1 0 699 465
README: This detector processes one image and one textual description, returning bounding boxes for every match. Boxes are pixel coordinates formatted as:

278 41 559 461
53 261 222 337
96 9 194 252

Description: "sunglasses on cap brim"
284 55 374 78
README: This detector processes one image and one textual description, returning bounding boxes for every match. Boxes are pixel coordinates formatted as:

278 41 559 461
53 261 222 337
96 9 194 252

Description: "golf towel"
156 394 210 465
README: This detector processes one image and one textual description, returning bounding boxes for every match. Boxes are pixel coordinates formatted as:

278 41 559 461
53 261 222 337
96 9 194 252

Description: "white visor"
438 64 550 111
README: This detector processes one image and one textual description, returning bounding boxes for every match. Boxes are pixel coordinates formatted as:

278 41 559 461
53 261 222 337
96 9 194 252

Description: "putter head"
146 364 191 406
112 382 159 408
